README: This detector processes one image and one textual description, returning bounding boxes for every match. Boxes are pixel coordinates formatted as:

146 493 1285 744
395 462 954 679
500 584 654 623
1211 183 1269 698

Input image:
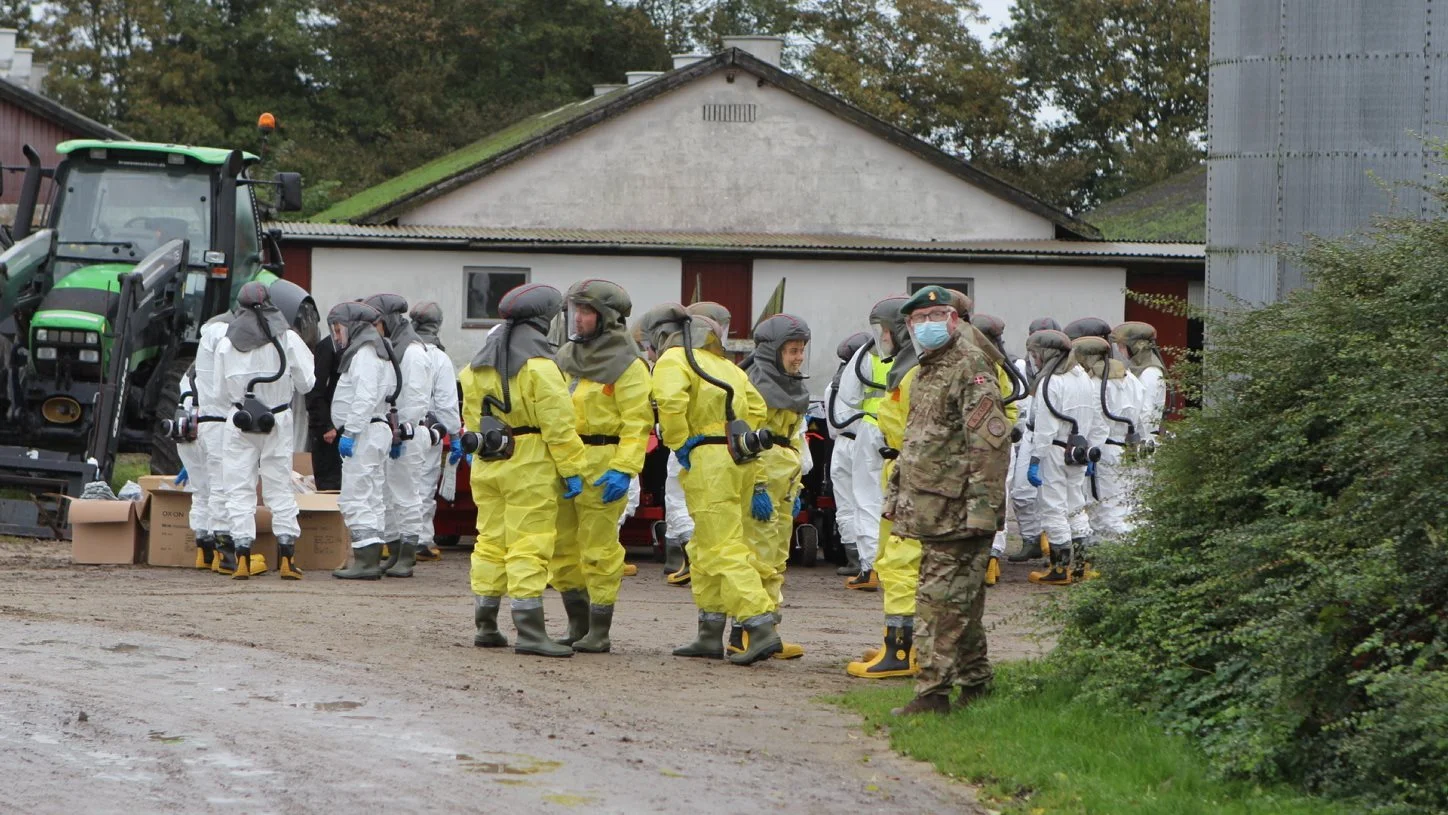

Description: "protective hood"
365 293 421 351
409 301 445 350
1064 316 1112 341
1110 321 1166 375
640 303 689 354
1026 329 1076 394
972 313 1017 362
685 302 731 353
555 279 638 385
1028 316 1061 334
469 284 563 378
329 301 386 373
1071 336 1124 379
868 296 909 361
830 331 871 392
875 296 916 390
547 312 566 348
748 314 811 412
225 282 291 353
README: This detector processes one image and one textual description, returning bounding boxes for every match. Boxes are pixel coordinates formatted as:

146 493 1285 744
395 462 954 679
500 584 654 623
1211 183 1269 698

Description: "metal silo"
1207 0 1446 309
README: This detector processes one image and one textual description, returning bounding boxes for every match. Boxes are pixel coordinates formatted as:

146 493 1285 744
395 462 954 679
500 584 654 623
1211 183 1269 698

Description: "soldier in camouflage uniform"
882 286 1012 716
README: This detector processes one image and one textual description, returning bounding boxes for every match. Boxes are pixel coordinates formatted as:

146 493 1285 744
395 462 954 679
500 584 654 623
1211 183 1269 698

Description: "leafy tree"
999 0 1208 208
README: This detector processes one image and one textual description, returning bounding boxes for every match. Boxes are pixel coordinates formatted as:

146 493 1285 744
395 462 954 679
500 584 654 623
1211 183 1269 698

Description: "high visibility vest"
860 354 892 427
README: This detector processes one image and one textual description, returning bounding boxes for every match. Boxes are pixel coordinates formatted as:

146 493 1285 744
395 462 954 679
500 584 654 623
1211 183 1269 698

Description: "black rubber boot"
231 544 252 580
379 539 402 573
846 622 916 678
512 603 574 658
728 615 783 665
726 621 745 656
214 533 237 576
836 543 860 576
1028 542 1073 586
662 537 687 577
572 605 614 653
555 589 591 646
195 534 216 570
333 543 384 580
673 613 726 658
385 539 417 578
278 538 304 580
473 596 508 647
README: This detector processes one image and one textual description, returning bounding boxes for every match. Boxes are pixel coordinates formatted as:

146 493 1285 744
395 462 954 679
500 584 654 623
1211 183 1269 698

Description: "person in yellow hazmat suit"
457 284 589 658
733 313 812 661
642 303 784 665
546 279 653 653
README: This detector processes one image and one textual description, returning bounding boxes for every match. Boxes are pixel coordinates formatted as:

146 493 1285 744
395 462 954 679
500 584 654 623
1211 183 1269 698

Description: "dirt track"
0 539 1054 814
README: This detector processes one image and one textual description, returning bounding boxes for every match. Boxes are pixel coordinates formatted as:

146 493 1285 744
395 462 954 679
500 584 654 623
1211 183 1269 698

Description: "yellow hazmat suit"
875 367 922 617
462 358 588 600
748 405 802 610
549 359 653 606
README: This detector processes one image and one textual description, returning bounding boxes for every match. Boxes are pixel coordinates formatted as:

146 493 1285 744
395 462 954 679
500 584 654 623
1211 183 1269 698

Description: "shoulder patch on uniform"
987 416 1007 438
973 375 988 385
967 395 994 430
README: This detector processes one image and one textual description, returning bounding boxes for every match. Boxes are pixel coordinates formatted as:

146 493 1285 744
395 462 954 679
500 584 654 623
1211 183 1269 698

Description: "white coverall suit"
173 371 213 542
841 343 887 572
1086 370 1144 542
415 343 460 550
1029 366 1101 547
333 348 397 548
194 319 231 536
216 330 316 545
381 339 433 546
824 375 862 558
993 358 1031 559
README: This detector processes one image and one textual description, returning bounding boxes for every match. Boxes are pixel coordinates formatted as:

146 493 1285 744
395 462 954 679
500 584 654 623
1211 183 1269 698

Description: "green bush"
1056 208 1448 812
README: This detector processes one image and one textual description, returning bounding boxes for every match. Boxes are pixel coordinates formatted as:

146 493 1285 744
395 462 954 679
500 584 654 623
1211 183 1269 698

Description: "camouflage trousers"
914 535 994 698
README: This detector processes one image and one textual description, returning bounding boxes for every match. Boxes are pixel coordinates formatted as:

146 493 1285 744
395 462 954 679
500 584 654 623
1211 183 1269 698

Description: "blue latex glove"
562 475 583 500
173 467 188 487
449 437 470 465
793 496 803 517
1026 457 1042 487
594 470 632 504
674 435 706 470
1086 460 1097 478
339 435 356 458
389 442 403 460
750 487 774 521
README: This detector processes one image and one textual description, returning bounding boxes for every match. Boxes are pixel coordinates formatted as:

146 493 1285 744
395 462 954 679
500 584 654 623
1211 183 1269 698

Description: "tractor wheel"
148 355 192 476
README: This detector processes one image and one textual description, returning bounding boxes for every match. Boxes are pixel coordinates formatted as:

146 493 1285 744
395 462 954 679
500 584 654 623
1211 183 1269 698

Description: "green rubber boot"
673 612 726 658
333 543 384 580
661 536 687 577
379 539 402 573
385 538 417 578
473 596 508 647
512 601 574 658
572 605 614 653
555 589 591 646
836 543 860 576
728 615 783 665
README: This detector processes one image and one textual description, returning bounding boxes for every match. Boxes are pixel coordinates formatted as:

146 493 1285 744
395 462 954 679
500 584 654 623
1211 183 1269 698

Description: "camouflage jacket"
883 330 1011 541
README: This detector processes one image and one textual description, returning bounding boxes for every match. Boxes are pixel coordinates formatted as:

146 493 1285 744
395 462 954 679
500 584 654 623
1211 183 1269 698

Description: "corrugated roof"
268 221 1203 260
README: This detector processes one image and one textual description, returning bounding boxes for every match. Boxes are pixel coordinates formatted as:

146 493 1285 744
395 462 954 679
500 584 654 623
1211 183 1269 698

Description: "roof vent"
626 71 664 86
672 53 708 70
721 35 784 67
10 47 31 81
593 84 625 97
0 28 16 71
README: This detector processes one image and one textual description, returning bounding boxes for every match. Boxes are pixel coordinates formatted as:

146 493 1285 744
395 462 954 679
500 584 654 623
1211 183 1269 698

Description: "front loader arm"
0 228 56 326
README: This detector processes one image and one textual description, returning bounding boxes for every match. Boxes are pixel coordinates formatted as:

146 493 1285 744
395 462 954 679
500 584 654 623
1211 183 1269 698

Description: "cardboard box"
138 476 276 567
70 499 142 565
294 492 349 571
293 452 314 477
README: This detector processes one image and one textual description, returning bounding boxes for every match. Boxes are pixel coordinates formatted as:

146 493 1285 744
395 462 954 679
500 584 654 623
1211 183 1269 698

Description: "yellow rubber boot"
845 569 879 591
622 563 638 577
416 545 442 562
248 553 268 577
846 622 917 679
985 555 1001 587
278 539 303 580
232 547 252 580
1028 542 1073 586
214 534 236 576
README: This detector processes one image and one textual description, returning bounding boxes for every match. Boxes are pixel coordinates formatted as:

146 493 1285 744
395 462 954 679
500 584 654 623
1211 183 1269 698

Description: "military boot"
845 568 879 591
673 612 726 658
571 604 615 653
473 596 508 647
1009 532 1046 562
661 536 687 577
554 589 591 646
890 693 950 717
194 532 216 570
953 683 993 712
333 542 384 580
385 536 418 578
214 533 237 576
727 614 783 665
1028 541 1073 586
847 620 917 679
836 543 861 576
231 540 253 580
379 539 401 573
277 536 303 580
985 555 1001 587
511 601 574 658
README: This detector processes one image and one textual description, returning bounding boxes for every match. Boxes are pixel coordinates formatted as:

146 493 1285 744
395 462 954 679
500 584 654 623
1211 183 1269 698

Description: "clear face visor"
330 322 349 349
567 302 602 342
777 338 810 377
687 317 723 352
871 323 894 358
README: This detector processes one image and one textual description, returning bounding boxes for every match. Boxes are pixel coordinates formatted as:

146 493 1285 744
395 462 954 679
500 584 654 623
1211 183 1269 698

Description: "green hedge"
1055 208 1448 813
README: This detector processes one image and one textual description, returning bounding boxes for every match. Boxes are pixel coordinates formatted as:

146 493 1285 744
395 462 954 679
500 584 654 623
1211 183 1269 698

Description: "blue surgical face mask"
912 321 952 351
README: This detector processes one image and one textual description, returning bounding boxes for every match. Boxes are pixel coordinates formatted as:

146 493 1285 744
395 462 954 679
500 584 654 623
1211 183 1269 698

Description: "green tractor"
0 134 318 536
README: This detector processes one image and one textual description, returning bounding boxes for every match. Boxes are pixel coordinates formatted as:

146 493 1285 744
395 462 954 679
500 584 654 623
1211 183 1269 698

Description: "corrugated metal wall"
1207 0 1446 308
0 98 79 206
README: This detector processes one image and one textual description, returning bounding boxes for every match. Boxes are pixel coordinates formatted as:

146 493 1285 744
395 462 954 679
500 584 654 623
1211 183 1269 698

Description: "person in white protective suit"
191 310 236 574
1071 336 1143 569
1110 321 1168 533
363 293 438 578
824 331 872 577
1022 328 1102 586
213 282 316 580
1007 316 1061 565
329 301 398 580
170 366 213 570
405 301 461 562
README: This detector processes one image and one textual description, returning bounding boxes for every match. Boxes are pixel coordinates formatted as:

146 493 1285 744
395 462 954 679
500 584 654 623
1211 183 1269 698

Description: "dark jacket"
306 336 341 434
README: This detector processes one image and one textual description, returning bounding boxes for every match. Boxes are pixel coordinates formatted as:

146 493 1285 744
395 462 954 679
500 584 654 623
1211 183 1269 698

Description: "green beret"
900 285 954 315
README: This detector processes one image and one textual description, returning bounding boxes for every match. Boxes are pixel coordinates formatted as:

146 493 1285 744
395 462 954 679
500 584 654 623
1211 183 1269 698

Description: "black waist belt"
511 426 541 436
579 434 621 446
1106 439 1126 447
199 416 225 423
840 431 857 440
698 436 729 446
237 402 289 414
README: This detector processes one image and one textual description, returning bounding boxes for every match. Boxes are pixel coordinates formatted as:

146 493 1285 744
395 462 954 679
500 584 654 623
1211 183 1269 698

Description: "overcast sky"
967 0 1016 42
